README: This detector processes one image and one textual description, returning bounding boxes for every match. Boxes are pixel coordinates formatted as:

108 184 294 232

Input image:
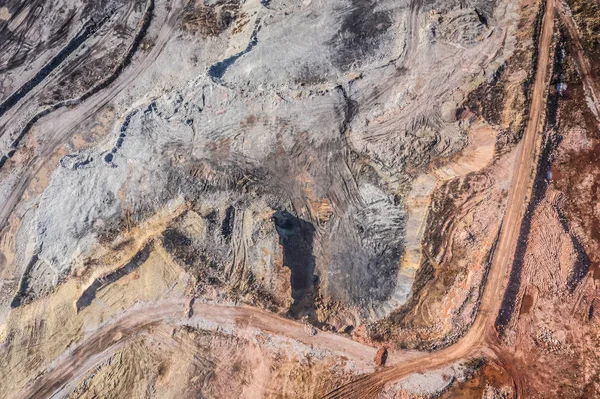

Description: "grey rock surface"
1 0 514 322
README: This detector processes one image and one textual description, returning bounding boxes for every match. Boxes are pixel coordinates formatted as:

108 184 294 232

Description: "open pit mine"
0 0 599 398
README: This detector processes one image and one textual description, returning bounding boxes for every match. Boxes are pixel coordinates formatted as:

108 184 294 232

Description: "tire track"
0 0 182 230
0 0 154 170
0 13 112 121
555 0 600 127
321 0 556 396
14 300 383 399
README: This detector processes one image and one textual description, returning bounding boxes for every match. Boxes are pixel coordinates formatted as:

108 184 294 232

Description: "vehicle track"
321 0 556 396
0 14 112 121
4 0 559 397
14 300 387 399
0 0 154 169
403 0 421 69
0 0 184 230
0 2 138 134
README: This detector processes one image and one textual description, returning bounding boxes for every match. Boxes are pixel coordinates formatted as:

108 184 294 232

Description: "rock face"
1 0 512 321
2 0 598 397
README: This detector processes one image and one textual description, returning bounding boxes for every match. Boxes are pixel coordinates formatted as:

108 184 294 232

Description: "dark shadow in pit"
208 26 258 80
76 244 151 312
272 210 317 319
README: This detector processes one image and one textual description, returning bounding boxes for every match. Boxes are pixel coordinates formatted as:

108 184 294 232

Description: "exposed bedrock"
6 0 515 325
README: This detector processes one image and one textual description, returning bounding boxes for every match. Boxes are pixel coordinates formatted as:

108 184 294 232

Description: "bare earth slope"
1 0 599 397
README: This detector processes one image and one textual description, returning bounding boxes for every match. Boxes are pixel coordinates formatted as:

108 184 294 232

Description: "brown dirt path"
9 0 559 397
321 0 556 396
14 300 402 399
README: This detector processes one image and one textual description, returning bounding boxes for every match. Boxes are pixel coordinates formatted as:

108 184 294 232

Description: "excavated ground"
492 13 600 396
1 0 599 398
434 3 600 397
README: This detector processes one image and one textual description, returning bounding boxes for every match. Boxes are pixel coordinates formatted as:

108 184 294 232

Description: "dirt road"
8 0 558 397
15 300 395 399
322 0 556 397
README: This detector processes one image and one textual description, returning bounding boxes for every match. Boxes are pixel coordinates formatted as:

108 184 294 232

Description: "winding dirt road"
8 0 559 397
322 0 556 396
15 300 394 399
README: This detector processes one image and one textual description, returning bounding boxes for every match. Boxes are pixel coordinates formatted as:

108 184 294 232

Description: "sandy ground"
15 300 391 399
